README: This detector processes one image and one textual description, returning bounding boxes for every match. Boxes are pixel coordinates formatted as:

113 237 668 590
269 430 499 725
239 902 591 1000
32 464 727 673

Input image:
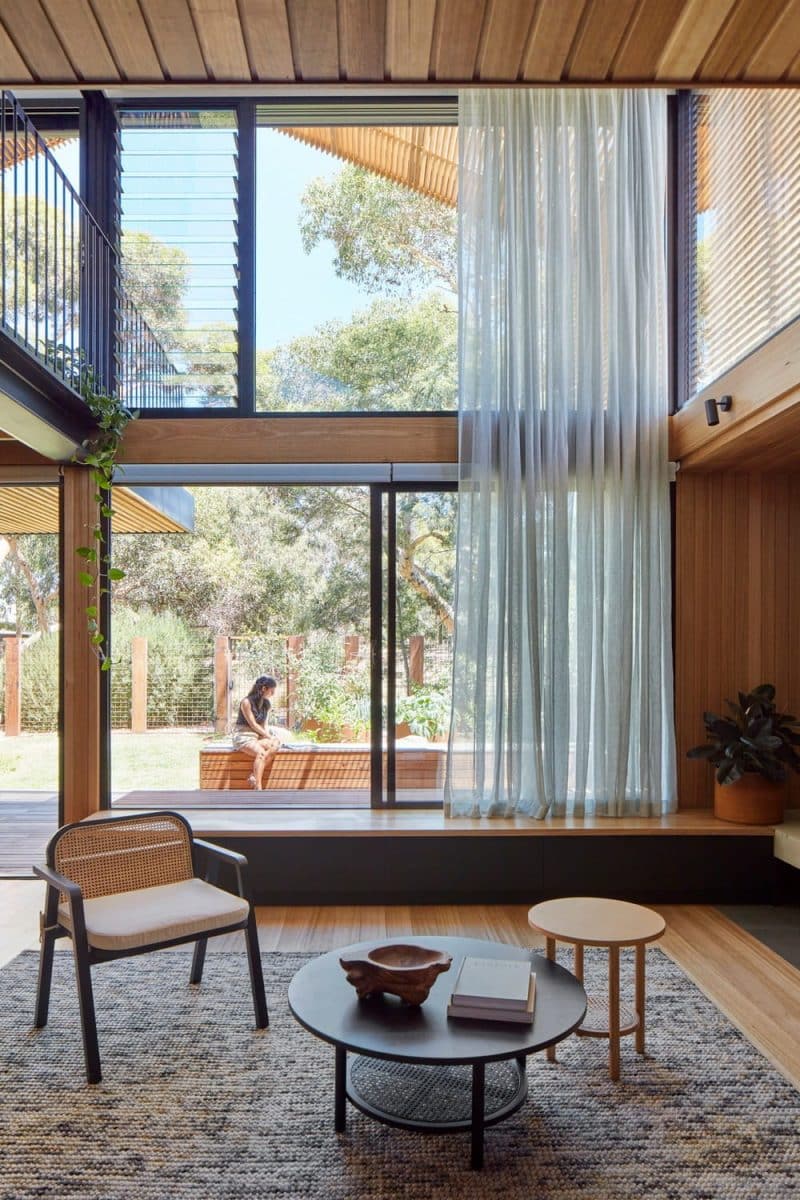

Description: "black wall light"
704 394 733 426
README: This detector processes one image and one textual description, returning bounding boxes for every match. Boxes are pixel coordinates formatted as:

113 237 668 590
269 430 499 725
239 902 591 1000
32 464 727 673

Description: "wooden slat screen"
691 90 800 398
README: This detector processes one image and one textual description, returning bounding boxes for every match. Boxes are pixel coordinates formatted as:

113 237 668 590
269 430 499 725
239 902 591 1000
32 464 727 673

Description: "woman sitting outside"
233 675 281 790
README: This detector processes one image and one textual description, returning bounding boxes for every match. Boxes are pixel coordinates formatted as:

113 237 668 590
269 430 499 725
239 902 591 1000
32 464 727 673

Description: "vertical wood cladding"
675 471 800 808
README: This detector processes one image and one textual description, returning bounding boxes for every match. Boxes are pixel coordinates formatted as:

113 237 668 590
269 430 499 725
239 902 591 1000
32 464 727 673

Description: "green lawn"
0 731 210 792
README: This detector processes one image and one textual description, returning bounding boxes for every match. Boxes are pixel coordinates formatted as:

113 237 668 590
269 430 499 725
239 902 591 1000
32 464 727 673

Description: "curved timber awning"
0 483 194 534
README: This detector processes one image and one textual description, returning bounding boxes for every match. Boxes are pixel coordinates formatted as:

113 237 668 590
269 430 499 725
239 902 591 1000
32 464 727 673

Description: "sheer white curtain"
445 90 676 819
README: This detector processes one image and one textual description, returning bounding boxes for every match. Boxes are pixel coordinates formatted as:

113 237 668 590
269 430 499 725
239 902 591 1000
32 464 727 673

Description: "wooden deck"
0 793 57 875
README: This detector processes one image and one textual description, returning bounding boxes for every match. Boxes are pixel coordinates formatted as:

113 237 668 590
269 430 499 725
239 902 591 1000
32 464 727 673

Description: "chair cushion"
59 878 250 951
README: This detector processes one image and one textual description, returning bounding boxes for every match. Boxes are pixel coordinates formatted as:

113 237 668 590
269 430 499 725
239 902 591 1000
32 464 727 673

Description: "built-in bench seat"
199 741 447 790
774 811 800 871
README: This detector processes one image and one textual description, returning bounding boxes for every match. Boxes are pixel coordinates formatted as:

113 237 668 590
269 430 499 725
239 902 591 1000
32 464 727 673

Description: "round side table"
527 897 666 1081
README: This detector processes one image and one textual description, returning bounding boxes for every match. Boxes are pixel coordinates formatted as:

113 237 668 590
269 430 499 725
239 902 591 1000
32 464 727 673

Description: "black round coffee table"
287 935 586 1169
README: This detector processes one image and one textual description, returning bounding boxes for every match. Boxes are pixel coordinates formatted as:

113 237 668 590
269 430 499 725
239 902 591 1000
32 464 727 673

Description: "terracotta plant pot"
713 775 787 825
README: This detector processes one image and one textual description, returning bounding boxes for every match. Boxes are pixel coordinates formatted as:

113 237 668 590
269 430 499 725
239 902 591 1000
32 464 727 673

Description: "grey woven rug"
1 948 798 1199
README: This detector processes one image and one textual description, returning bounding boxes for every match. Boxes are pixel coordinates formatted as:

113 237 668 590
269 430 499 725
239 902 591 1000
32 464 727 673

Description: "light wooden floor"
3 883 799 1092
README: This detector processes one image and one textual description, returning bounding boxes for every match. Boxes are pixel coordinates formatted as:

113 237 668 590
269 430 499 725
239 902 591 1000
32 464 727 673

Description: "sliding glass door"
375 485 456 808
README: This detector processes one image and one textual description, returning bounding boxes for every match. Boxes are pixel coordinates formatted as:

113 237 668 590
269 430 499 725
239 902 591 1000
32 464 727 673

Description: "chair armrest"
194 839 248 868
193 839 251 900
33 864 89 942
33 863 83 902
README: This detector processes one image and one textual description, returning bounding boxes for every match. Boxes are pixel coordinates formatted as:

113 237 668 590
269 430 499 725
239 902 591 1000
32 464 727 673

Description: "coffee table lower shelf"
337 1047 528 1168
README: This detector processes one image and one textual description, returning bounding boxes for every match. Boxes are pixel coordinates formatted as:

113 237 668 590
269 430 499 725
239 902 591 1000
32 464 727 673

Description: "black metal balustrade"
0 90 179 410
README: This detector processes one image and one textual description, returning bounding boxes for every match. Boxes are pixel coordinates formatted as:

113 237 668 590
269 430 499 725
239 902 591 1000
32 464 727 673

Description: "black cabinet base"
202 834 777 906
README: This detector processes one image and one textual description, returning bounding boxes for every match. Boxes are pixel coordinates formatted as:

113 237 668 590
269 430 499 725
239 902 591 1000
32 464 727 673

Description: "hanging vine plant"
50 345 137 669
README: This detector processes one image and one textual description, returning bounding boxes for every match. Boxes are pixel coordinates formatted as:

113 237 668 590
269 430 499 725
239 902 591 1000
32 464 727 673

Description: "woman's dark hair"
248 675 277 701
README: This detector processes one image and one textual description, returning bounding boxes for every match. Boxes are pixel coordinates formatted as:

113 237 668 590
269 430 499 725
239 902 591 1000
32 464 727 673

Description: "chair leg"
244 910 268 1029
34 887 59 1028
71 936 101 1085
190 937 208 985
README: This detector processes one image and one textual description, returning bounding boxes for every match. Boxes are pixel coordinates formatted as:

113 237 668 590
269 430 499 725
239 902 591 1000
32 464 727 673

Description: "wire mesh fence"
1 630 453 736
110 643 215 730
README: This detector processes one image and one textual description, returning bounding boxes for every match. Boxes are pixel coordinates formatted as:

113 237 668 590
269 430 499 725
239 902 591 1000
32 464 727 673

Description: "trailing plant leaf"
50 344 138 667
687 684 800 786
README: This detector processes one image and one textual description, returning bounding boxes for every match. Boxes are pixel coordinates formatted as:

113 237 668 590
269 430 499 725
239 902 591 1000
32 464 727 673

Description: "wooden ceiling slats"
476 0 536 82
431 0 487 80
0 24 33 81
282 125 457 205
567 0 640 80
0 1 799 89
238 0 295 80
742 0 800 79
339 0 387 81
521 0 587 82
611 0 688 81
138 0 209 80
188 0 251 81
386 0 436 80
87 0 163 81
38 0 120 82
655 0 739 80
0 0 77 82
698 0 789 80
286 0 341 81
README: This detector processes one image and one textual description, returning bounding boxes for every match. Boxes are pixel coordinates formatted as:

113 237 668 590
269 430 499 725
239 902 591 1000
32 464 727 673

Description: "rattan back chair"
33 811 267 1084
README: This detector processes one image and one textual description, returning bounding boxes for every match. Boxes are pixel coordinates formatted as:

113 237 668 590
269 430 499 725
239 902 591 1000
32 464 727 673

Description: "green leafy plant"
49 345 136 669
396 684 450 741
687 683 800 785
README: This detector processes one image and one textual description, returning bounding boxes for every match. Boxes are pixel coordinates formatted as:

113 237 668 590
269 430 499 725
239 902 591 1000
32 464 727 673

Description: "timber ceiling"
0 1 798 88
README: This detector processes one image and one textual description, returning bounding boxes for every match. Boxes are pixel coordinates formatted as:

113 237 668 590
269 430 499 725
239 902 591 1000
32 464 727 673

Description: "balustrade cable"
0 90 179 406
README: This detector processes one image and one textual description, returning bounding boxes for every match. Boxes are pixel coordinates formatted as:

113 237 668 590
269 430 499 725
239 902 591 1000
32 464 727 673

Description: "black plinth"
288 935 587 1169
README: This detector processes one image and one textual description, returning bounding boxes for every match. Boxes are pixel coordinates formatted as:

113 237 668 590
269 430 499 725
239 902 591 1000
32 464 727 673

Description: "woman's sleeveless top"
236 695 271 728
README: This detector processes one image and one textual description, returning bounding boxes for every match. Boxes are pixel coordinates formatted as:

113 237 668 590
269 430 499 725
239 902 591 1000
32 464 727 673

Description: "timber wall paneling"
675 470 800 810
61 466 101 822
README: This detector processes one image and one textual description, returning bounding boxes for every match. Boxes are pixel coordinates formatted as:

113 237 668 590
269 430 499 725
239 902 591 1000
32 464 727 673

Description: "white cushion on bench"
59 879 250 951
774 818 800 871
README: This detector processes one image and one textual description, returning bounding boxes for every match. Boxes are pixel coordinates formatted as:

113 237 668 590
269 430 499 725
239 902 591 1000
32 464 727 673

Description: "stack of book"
447 956 536 1024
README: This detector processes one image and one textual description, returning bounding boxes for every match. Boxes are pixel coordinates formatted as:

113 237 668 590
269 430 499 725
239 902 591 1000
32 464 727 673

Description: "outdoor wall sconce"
704 395 732 426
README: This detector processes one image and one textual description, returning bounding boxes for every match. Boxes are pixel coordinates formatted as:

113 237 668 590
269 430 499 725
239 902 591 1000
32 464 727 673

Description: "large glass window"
118 109 240 409
0 485 60 874
255 120 457 412
688 90 800 398
108 480 455 810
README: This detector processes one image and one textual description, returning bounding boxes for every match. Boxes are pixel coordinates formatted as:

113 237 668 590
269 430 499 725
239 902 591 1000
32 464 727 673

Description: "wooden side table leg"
608 945 620 1081
546 937 557 1062
635 943 646 1055
574 942 584 983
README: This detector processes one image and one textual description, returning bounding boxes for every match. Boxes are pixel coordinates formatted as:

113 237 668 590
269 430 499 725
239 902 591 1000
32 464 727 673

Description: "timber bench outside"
198 741 448 790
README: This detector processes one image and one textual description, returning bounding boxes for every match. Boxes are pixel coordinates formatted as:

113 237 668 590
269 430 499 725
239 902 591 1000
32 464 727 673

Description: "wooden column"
131 636 148 733
214 635 231 733
4 635 21 736
61 466 101 823
344 634 360 665
408 635 424 691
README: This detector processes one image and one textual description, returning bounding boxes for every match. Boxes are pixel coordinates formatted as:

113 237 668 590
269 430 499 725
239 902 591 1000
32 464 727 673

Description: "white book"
448 974 536 1023
451 956 533 1010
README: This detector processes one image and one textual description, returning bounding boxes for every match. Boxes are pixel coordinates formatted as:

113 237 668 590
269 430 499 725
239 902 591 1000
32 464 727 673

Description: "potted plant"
687 684 800 824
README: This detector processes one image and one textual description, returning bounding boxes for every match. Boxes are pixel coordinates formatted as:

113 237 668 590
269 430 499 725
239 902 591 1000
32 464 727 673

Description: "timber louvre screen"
690 90 800 398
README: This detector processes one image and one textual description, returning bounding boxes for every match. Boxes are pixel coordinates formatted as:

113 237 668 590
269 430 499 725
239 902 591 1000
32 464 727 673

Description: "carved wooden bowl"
339 943 453 1005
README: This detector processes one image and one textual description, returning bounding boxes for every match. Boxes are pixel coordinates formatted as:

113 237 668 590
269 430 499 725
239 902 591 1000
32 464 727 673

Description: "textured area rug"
1 948 798 1199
